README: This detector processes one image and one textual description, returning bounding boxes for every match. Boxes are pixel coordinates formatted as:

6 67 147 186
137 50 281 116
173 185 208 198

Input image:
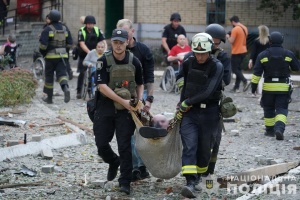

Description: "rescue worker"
175 33 224 198
177 24 231 179
39 9 73 104
116 18 154 182
76 15 106 99
250 31 300 140
93 29 144 195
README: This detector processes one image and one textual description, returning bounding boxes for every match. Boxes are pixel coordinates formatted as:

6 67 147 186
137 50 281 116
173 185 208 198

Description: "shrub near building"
0 68 38 107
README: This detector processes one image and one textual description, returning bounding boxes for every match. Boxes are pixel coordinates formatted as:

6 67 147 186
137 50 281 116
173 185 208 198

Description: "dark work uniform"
39 21 73 99
93 51 143 186
177 54 223 184
251 44 300 135
77 26 105 94
162 24 186 54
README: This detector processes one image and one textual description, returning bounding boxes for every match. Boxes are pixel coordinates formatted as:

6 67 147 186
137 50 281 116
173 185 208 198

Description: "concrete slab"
0 132 87 162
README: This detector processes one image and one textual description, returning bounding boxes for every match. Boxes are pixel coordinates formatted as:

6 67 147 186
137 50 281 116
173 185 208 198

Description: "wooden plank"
223 161 299 185
57 116 93 134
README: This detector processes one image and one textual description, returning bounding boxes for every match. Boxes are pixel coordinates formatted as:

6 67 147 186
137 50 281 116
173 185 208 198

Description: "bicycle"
81 66 96 100
161 60 182 94
31 50 46 80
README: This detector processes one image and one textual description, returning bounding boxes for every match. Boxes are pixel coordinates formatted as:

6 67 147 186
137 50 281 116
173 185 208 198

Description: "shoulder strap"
94 26 100 37
128 51 133 64
105 51 115 66
237 25 246 37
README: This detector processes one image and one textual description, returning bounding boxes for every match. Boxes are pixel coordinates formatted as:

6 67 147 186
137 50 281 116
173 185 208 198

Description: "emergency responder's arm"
186 62 224 105
66 27 73 50
287 50 300 72
251 55 264 94
99 84 133 111
133 57 144 101
78 30 90 54
136 84 144 102
39 27 49 56
218 52 231 86
161 37 170 53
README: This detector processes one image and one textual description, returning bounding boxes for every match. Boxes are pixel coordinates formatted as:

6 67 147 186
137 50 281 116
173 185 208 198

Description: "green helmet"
191 33 213 53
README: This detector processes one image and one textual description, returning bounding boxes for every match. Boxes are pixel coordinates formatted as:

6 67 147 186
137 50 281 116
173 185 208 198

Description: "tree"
257 0 300 20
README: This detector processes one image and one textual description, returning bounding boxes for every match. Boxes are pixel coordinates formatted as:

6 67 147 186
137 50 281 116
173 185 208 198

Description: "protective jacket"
251 45 300 94
39 22 73 59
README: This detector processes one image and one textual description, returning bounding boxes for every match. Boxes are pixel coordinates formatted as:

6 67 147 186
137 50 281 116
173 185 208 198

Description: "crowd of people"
26 9 300 198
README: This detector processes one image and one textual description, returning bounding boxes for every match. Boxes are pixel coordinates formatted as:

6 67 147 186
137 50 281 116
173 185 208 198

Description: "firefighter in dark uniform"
251 31 300 140
175 33 224 198
76 15 106 99
93 29 144 195
177 24 231 178
39 9 73 104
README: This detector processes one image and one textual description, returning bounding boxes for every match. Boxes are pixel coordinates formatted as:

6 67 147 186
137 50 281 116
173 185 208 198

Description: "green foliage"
0 55 13 68
0 68 38 107
257 0 300 20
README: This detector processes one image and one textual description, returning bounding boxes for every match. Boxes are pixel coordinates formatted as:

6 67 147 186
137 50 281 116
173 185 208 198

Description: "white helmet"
191 33 213 53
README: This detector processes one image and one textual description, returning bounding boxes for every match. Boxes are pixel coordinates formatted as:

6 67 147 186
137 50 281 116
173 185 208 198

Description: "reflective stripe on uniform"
182 165 197 174
260 57 268 63
251 74 261 84
285 57 292 62
45 53 68 59
57 76 68 84
197 166 208 174
40 44 47 50
44 82 54 89
264 117 275 127
262 83 289 92
275 114 287 124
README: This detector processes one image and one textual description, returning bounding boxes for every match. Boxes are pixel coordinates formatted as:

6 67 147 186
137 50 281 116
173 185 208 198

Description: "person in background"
80 16 85 25
0 0 9 26
39 9 73 104
248 25 270 70
76 15 106 99
250 31 300 140
226 15 249 93
167 34 191 64
161 12 186 65
116 18 154 182
0 33 17 67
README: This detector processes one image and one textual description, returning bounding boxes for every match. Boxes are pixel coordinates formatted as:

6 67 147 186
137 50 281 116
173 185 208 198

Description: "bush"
0 68 38 107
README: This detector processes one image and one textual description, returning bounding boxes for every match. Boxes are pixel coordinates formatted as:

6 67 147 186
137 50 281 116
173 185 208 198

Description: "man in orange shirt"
226 16 250 93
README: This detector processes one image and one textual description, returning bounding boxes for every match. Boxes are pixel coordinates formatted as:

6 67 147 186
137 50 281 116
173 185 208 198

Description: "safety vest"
261 48 291 93
184 57 213 98
46 24 68 59
80 26 100 40
106 51 137 98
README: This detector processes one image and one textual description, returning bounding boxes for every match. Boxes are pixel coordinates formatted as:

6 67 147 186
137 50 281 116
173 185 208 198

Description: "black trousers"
231 53 247 90
43 58 68 97
93 108 135 185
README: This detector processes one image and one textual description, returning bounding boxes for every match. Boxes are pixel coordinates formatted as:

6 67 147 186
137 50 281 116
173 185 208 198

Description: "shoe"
42 97 53 104
68 70 73 80
63 87 70 103
119 184 130 195
194 176 202 191
76 93 81 99
132 169 141 182
275 130 284 140
230 88 240 93
243 81 251 92
107 159 120 181
181 183 196 198
264 131 275 137
139 166 150 179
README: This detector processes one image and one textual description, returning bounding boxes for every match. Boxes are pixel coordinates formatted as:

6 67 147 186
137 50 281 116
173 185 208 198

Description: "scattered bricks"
270 159 284 165
32 135 42 142
91 180 106 188
231 130 239 136
7 140 20 147
255 155 263 162
41 148 53 159
41 165 55 173
0 134 4 141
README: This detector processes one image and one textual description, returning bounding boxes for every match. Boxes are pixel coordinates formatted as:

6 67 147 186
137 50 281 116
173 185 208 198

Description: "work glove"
176 77 184 92
179 100 192 113
175 110 183 121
